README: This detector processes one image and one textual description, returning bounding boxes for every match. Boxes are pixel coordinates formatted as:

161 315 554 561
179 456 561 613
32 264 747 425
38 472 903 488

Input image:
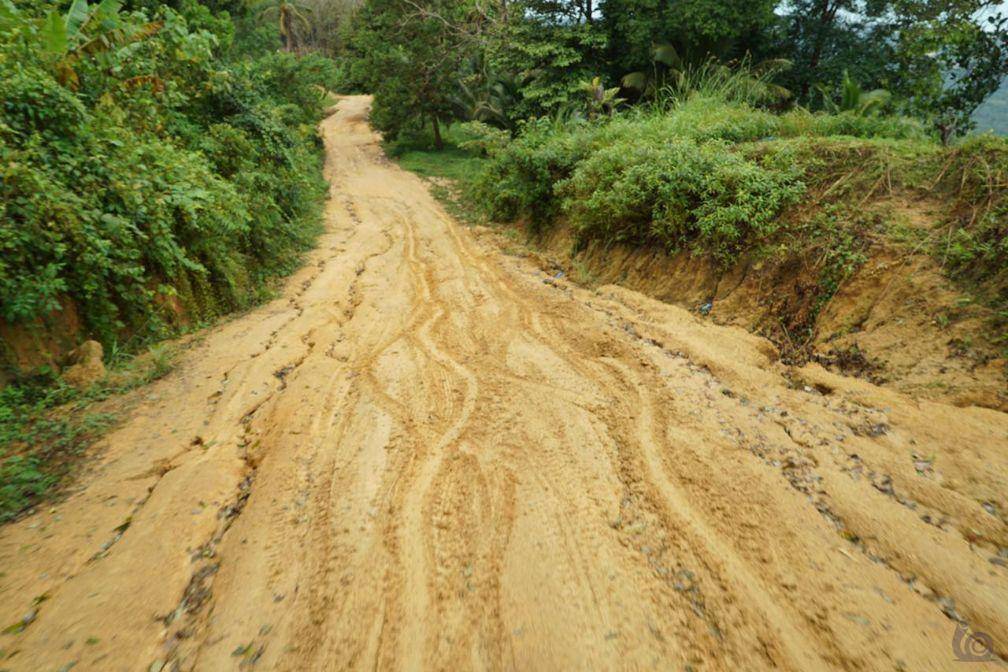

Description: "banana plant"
42 0 121 57
39 0 163 88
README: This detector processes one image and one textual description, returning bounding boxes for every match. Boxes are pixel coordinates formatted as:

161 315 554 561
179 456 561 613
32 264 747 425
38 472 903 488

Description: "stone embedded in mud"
61 340 106 389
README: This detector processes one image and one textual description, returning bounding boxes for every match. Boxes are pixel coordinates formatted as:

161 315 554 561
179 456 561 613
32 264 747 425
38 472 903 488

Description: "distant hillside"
974 78 1008 134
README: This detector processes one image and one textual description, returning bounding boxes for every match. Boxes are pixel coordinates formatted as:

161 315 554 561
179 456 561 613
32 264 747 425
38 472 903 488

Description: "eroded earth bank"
1 96 1007 672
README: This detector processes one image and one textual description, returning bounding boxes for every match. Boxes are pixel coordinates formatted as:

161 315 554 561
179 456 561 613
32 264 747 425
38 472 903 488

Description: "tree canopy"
324 0 1008 143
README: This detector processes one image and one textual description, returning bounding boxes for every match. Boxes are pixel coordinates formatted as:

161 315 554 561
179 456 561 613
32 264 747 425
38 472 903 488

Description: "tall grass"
656 57 793 109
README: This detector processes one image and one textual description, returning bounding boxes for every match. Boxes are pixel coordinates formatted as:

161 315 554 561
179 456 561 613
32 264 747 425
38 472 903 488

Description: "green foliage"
930 135 1008 303
456 121 511 155
817 70 891 116
0 343 177 521
800 204 872 319
598 0 778 74
484 6 606 122
470 96 927 232
0 0 332 358
0 372 100 521
655 56 792 108
777 109 928 141
467 117 589 227
777 0 1008 139
577 76 623 119
0 0 334 520
470 97 1008 311
343 0 476 145
557 137 804 260
0 455 55 522
336 0 1006 147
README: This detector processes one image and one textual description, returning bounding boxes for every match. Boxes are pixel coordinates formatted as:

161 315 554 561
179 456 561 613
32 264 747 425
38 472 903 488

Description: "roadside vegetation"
0 343 174 521
469 93 1007 304
1 0 336 352
0 0 338 520
320 0 1007 361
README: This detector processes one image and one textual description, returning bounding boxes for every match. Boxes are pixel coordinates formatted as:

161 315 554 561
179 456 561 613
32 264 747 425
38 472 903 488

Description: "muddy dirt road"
2 96 1007 671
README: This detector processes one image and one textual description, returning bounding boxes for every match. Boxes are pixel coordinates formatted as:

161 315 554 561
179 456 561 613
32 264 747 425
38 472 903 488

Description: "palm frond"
621 71 648 91
652 43 680 68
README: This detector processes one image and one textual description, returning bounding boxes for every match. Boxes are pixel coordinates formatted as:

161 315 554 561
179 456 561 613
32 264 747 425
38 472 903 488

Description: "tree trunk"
280 7 291 52
432 116 444 150
799 0 838 102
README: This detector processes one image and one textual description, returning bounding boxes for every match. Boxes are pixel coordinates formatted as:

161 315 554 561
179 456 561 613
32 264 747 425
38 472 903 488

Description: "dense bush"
470 95 1008 312
0 0 337 520
557 138 805 260
0 1 335 356
777 109 929 141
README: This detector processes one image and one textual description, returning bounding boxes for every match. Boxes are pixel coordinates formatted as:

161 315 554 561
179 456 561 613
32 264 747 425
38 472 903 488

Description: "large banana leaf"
65 0 90 38
652 43 680 68
41 10 68 56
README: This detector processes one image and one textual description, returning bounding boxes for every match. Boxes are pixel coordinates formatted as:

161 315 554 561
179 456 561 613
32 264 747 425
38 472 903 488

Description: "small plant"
147 345 172 381
578 77 624 119
656 56 792 108
0 456 54 522
0 342 177 522
571 259 596 285
817 70 892 117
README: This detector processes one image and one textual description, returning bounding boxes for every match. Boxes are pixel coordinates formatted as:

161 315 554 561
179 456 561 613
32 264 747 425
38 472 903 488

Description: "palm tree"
252 0 313 53
621 43 683 100
817 70 891 116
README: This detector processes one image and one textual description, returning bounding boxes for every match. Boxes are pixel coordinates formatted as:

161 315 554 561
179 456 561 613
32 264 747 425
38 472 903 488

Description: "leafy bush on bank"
0 0 336 357
469 96 1007 310
0 0 337 520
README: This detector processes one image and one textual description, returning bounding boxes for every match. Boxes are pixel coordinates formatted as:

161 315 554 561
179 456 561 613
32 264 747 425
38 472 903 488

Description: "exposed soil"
1 97 1006 671
525 222 1007 412
0 298 84 386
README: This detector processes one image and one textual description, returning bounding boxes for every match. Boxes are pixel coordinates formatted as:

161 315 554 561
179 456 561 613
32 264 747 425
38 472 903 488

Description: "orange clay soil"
525 216 1007 412
0 96 1006 672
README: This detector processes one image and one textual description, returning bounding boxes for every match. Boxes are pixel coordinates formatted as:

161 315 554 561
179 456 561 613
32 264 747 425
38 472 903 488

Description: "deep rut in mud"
1 96 1007 672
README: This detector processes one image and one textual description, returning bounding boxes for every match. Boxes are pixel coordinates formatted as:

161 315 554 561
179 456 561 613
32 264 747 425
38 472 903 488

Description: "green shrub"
469 96 1007 310
557 138 805 260
0 65 87 139
0 1 331 358
778 109 930 141
469 122 591 227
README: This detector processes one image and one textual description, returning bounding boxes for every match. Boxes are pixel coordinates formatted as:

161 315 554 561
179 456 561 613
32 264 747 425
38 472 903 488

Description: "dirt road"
2 96 1007 671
